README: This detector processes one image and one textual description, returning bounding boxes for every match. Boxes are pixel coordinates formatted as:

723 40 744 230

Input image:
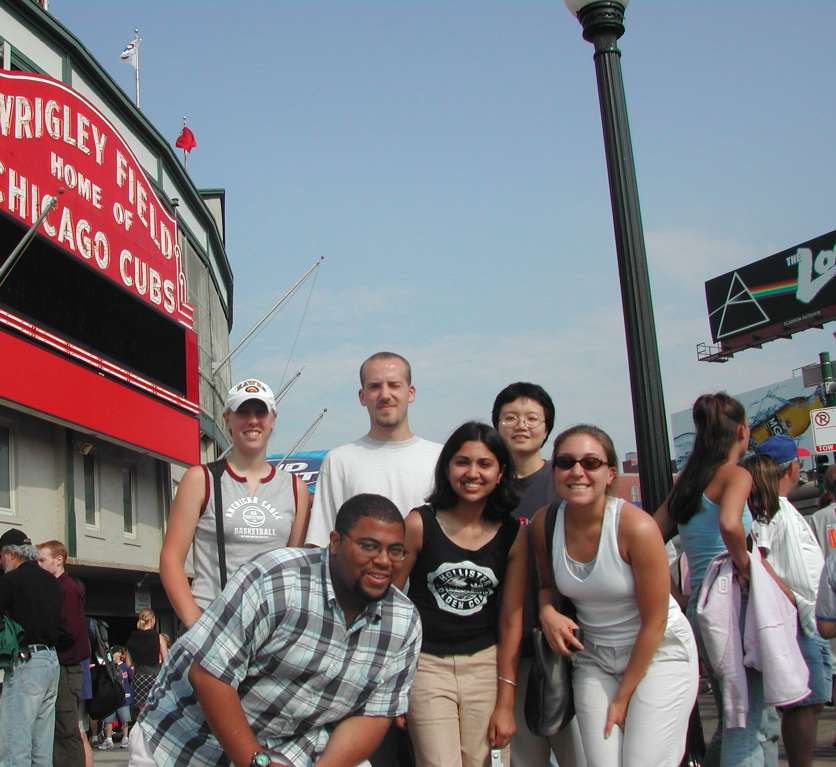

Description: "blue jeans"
0 648 60 767
688 593 779 767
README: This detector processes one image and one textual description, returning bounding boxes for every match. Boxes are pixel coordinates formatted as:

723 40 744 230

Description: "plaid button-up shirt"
138 547 421 766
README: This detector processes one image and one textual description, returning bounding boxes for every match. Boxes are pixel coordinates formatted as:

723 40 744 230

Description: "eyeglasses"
341 533 407 561
500 413 544 428
553 455 610 471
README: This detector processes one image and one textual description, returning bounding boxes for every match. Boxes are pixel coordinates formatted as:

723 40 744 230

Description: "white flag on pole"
120 40 138 69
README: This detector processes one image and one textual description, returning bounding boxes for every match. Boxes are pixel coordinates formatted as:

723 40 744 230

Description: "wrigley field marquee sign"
0 71 193 328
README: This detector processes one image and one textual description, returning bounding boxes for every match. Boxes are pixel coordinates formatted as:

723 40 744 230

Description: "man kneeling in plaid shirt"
129 493 421 767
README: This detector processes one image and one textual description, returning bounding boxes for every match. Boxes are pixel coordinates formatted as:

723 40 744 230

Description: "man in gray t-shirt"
492 382 586 767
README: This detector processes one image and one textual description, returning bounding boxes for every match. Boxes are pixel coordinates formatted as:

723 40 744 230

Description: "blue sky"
56 1 836 460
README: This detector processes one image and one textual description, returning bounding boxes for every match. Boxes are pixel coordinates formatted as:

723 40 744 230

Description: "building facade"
0 0 233 640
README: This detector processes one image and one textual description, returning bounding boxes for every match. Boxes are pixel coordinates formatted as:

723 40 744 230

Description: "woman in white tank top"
159 379 311 628
532 425 697 767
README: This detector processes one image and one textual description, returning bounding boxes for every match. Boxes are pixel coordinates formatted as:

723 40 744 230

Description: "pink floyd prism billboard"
705 228 836 355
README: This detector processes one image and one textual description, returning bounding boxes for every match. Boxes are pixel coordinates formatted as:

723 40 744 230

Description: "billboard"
704 229 836 356
0 72 199 465
270 450 328 495
671 377 821 472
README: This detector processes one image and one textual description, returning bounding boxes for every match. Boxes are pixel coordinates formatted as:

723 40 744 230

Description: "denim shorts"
104 705 131 725
779 630 833 709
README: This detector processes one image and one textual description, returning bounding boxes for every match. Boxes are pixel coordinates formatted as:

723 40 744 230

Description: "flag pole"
277 409 328 464
0 189 65 290
275 367 304 406
212 256 325 375
182 116 188 171
134 30 141 109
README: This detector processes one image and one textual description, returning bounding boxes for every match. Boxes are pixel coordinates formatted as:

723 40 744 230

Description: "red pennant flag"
175 126 197 153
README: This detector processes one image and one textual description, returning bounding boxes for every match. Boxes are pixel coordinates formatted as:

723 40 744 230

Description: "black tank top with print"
407 504 519 656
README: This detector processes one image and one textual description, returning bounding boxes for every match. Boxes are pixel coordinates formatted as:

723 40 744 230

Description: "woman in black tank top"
395 421 527 767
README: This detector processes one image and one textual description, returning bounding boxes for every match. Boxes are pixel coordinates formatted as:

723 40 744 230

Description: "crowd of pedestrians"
1 351 835 767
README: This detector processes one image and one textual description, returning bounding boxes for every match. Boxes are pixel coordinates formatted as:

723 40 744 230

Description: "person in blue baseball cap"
751 434 828 767
755 434 811 465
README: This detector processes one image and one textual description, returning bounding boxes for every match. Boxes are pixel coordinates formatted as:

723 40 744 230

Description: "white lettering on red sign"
0 72 192 328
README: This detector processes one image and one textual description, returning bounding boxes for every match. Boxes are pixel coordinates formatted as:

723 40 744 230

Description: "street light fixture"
563 0 672 512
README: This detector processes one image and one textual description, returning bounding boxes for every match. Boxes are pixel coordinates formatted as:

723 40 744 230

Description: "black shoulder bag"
524 500 576 737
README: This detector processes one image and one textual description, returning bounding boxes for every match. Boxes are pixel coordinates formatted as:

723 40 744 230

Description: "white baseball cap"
224 379 276 413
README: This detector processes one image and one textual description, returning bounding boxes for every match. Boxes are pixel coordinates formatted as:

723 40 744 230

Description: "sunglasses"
553 455 609 471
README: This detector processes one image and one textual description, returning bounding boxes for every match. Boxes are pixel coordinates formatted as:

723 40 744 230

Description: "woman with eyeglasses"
533 425 697 767
395 421 527 767
492 382 586 767
654 393 774 766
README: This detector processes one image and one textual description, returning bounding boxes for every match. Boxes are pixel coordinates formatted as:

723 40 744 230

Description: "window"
122 466 136 535
0 426 11 513
83 453 97 526
0 216 188 395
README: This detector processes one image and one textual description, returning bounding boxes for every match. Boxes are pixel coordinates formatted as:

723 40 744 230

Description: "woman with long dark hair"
655 392 776 766
534 425 697 767
396 421 527 767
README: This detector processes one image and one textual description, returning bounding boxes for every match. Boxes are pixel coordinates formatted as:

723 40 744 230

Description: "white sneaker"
120 738 129 749
96 739 114 751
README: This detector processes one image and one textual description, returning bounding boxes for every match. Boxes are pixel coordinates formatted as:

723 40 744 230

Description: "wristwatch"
250 751 271 767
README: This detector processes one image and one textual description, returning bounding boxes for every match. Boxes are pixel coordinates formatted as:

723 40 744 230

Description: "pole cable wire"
278 264 320 394
277 409 328 466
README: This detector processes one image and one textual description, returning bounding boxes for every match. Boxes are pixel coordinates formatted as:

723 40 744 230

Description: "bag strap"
544 500 575 617
206 460 228 590
545 499 561 565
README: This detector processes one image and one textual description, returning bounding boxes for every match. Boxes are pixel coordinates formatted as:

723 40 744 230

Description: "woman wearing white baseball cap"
160 378 311 628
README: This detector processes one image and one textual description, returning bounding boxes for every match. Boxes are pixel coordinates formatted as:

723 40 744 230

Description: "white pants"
128 724 372 767
571 616 698 767
512 656 587 767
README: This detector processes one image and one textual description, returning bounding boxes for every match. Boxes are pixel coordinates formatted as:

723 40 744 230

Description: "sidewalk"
93 700 835 766
94 750 128 766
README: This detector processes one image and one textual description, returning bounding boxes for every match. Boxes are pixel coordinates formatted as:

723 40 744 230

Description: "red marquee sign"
0 71 193 328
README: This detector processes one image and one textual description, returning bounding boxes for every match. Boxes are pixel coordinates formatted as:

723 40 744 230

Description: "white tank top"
192 462 298 608
552 496 677 647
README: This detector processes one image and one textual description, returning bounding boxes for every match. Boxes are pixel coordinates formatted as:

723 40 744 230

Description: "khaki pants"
408 645 510 767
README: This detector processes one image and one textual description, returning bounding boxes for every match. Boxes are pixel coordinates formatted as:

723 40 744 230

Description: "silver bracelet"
498 675 517 687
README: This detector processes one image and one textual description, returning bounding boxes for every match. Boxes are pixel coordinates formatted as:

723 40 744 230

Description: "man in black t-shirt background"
0 527 62 767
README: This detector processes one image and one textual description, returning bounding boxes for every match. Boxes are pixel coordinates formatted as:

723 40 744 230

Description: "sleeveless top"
126 628 160 667
407 505 520 656
552 496 679 647
678 494 753 605
192 462 298 608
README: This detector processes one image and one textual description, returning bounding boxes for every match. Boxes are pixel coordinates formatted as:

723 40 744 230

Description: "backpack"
0 614 24 672
87 660 124 719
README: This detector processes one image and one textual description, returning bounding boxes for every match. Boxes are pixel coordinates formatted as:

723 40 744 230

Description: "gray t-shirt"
192 462 297 608
512 460 556 655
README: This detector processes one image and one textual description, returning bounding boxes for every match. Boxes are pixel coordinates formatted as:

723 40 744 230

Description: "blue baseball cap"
755 435 809 463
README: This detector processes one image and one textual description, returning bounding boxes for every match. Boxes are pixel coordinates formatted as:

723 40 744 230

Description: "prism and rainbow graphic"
747 277 797 299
